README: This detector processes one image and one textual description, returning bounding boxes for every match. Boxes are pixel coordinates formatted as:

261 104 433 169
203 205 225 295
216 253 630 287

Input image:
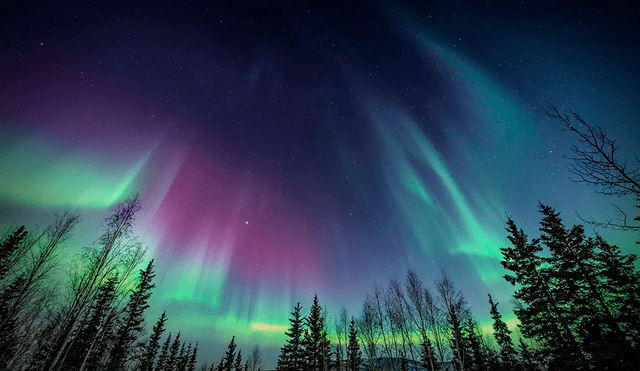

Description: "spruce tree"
187 342 198 371
223 336 237 371
155 333 173 371
346 319 361 371
447 305 466 371
0 226 27 280
139 311 167 371
167 332 182 371
176 342 188 371
234 350 243 371
108 260 156 370
276 303 306 371
0 275 26 368
517 338 538 371
64 274 118 371
501 217 587 370
419 338 439 371
212 357 224 371
462 318 485 371
82 305 119 371
488 294 516 370
538 204 636 369
593 235 640 353
303 295 330 371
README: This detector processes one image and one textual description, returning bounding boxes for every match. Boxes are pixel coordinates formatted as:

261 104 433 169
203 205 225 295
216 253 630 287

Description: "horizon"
1 1 639 369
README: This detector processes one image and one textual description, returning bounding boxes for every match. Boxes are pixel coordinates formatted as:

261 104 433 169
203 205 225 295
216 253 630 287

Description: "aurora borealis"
1 0 639 367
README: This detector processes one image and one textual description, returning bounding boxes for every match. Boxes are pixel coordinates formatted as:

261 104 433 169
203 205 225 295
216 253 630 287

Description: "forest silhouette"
1 109 639 371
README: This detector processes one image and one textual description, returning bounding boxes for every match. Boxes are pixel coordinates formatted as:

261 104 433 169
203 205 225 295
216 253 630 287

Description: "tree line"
1 107 638 370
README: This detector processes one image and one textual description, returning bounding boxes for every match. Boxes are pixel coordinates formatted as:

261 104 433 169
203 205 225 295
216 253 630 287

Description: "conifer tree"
212 357 224 371
167 333 182 371
108 259 156 370
501 216 588 370
276 303 306 371
462 318 484 371
303 295 330 371
517 338 538 371
64 274 118 371
346 319 361 371
139 311 167 371
234 350 243 371
419 338 439 371
46 197 144 371
155 333 173 371
0 275 26 368
593 235 640 350
176 343 188 371
488 294 516 370
223 336 237 371
0 226 27 280
187 342 198 371
539 204 636 369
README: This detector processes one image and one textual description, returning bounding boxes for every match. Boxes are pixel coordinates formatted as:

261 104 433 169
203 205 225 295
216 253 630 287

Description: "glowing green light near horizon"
251 322 289 333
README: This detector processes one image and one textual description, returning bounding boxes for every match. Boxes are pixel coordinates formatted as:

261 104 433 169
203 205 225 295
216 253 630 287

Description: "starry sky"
1 0 639 368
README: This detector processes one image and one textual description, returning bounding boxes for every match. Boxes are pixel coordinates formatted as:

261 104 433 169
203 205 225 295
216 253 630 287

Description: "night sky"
1 0 639 368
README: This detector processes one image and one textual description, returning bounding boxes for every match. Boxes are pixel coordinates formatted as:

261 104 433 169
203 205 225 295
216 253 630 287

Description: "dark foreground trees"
0 196 200 371
277 297 332 371
502 203 640 370
2 166 639 371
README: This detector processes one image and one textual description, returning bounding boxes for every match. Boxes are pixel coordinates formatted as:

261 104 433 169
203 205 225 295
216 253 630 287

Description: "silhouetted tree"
139 311 167 371
436 273 469 371
277 303 306 371
357 296 379 370
334 307 348 371
188 342 199 371
488 294 516 370
46 196 144 371
108 259 156 370
0 226 28 280
547 104 640 234
63 274 118 371
517 338 539 371
155 333 173 371
234 350 243 371
405 270 444 369
247 345 261 371
304 295 331 371
176 343 189 371
223 336 237 371
167 333 183 371
346 319 361 371
501 215 588 370
0 275 26 368
419 338 439 371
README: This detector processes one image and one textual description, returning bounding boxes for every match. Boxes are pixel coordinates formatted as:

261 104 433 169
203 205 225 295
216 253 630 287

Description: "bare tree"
44 195 146 371
547 104 640 232
1 212 80 370
436 273 470 371
404 270 443 371
334 307 349 371
246 344 262 371
358 295 380 371
387 279 416 362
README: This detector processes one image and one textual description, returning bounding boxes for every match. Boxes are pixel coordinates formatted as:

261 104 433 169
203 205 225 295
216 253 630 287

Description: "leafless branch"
546 102 640 232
